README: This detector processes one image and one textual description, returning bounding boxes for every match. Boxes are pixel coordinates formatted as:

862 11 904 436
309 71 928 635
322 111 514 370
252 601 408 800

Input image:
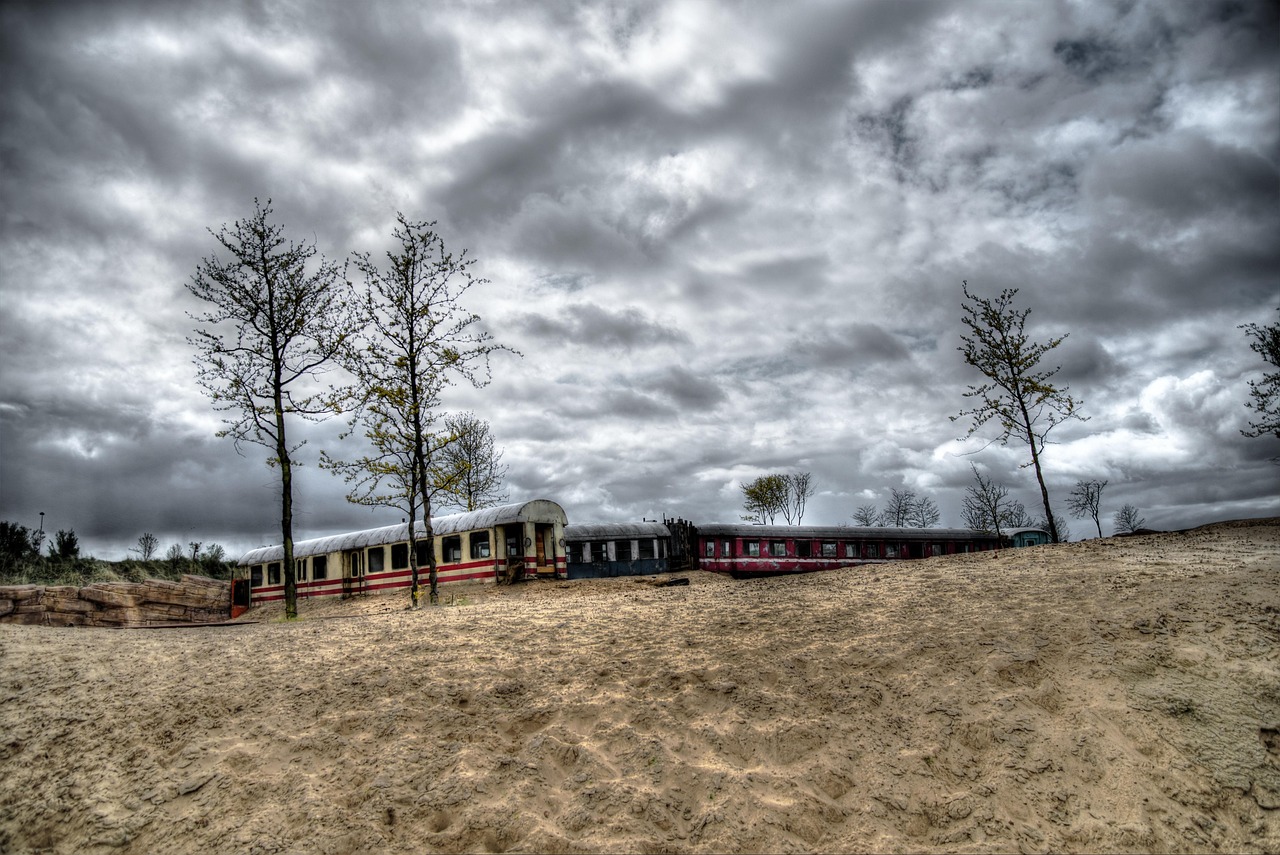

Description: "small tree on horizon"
741 474 789 525
435 412 510 513
953 281 1085 543
48 529 79 562
879 488 935 527
1066 478 1108 538
852 504 879 527
788 472 816 525
130 532 160 561
1114 504 1146 534
961 464 1024 536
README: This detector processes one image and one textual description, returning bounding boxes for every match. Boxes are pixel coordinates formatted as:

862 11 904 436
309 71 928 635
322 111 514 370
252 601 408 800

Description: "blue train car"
564 522 673 578
1007 527 1052 547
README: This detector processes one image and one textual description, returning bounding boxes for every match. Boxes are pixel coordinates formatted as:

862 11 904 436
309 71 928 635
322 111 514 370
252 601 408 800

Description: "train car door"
344 550 364 598
535 527 547 575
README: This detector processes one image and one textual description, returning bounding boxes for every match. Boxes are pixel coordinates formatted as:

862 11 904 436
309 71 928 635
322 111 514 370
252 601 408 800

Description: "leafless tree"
1066 478 1108 538
1113 504 1145 534
852 504 879 527
879 488 918 527
130 532 160 561
907 495 941 528
788 472 815 525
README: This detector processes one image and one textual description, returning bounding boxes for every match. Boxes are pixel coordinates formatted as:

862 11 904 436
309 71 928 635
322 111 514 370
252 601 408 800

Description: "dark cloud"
641 366 726 411
518 303 688 351
1 0 1277 557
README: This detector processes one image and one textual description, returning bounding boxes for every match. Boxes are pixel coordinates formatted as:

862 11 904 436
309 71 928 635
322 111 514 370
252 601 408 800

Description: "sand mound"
1 520 1277 854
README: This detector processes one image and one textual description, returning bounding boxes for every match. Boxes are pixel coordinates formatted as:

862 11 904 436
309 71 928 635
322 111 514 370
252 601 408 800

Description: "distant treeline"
0 521 235 586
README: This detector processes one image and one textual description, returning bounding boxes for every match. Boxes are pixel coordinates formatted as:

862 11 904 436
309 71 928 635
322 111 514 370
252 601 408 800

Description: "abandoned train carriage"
238 499 568 604
693 523 1003 578
564 521 675 578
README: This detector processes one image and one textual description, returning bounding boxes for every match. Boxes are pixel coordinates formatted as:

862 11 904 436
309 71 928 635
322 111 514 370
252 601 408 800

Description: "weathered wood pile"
0 575 231 627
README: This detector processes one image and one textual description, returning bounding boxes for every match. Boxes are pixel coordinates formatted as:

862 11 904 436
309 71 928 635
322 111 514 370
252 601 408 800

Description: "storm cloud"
1 0 1276 558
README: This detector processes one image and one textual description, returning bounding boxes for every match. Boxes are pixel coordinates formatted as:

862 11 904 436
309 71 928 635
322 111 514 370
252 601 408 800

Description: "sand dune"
1 520 1277 854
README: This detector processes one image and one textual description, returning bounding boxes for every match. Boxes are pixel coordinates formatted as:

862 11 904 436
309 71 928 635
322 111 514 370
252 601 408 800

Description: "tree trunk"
1029 442 1058 543
278 426 297 620
407 510 420 608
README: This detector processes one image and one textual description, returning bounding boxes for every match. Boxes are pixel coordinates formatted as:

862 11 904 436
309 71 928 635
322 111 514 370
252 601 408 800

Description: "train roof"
564 521 671 541
694 523 996 539
238 499 567 565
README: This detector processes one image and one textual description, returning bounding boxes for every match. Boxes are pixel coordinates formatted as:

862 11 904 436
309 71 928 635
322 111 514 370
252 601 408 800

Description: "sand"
1 519 1277 854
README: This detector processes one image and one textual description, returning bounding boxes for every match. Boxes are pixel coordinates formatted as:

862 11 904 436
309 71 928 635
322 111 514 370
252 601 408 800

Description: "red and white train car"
693 523 1002 578
238 499 567 604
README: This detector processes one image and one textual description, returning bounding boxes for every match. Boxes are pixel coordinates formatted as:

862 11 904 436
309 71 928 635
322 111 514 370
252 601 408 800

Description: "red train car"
692 523 1002 578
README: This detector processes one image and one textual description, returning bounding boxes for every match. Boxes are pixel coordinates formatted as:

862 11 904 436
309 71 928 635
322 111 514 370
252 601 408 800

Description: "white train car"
238 499 568 605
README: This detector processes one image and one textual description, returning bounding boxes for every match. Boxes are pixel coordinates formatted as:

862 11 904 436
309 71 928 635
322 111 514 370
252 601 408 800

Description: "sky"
2 0 1277 560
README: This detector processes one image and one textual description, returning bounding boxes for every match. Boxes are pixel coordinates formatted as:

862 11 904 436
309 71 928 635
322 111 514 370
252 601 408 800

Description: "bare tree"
329 214 509 605
953 282 1085 543
1004 501 1035 529
1240 308 1280 444
907 495 941 528
1113 504 1146 534
852 504 879 527
879 488 918 527
741 474 789 524
436 412 510 512
130 532 160 561
1066 479 1108 538
188 199 347 619
1039 513 1071 542
788 472 815 525
962 465 1012 535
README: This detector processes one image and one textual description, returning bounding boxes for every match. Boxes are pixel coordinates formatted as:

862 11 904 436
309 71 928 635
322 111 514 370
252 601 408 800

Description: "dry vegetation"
1 520 1277 854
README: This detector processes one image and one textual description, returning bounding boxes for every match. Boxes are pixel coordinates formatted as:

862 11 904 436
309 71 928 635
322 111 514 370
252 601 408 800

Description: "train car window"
659 539 667 558
769 540 786 557
296 558 307 582
864 543 879 558
368 546 385 572
844 543 857 558
704 540 715 558
721 540 731 557
930 544 943 557
391 543 408 570
470 532 491 559
313 555 328 579
797 541 812 558
822 542 837 558
591 542 609 563
251 565 263 587
615 540 633 561
442 535 462 562
416 540 431 567
267 562 281 585
746 541 761 557
885 544 899 558
639 539 655 560
568 543 583 563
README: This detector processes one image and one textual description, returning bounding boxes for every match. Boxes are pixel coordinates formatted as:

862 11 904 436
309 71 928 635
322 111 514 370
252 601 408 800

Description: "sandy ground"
1 520 1278 855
